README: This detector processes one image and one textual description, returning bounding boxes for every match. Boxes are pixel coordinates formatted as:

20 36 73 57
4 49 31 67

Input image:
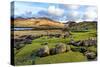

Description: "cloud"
65 4 80 10
83 7 97 21
66 11 80 21
13 1 97 22
86 6 97 11
14 2 47 18
85 11 97 20
14 6 47 18
69 11 79 17
48 5 64 16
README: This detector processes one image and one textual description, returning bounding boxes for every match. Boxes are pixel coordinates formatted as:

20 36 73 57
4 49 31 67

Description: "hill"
11 18 64 28
67 21 97 31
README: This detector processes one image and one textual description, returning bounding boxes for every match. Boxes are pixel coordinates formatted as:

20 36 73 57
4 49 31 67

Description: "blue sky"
11 1 97 22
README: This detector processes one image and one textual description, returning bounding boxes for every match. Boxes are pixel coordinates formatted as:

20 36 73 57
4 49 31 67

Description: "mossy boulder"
55 43 66 54
84 51 96 60
37 45 50 57
66 45 71 51
50 48 56 55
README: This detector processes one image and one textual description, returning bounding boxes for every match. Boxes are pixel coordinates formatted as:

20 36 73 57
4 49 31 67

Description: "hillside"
67 21 97 31
11 18 64 28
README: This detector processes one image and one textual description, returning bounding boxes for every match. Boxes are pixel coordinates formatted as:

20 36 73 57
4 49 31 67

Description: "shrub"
79 47 87 53
87 46 97 53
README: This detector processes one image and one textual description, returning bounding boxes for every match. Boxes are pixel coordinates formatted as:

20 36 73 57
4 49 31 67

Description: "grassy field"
14 29 97 65
35 51 87 64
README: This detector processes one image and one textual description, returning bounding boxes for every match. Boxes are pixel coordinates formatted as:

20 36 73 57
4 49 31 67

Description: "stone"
55 43 66 54
24 39 32 44
37 45 49 57
84 51 96 60
50 48 56 55
66 45 71 51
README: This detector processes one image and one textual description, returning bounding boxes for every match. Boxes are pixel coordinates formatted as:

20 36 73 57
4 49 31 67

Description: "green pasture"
14 29 97 65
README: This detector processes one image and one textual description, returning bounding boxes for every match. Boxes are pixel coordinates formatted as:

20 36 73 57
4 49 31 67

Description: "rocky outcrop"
69 38 97 46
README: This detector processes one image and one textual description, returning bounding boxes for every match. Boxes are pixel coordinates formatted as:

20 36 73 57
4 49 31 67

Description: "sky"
11 1 98 23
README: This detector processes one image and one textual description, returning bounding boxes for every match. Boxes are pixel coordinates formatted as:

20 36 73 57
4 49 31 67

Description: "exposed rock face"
84 51 96 60
37 45 49 57
55 43 66 54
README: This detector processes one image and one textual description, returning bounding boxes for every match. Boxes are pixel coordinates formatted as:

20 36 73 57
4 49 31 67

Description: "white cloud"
84 7 97 21
86 6 97 11
48 5 64 16
66 5 80 10
71 11 79 17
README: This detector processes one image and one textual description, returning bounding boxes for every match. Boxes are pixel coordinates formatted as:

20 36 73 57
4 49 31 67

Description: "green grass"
87 46 97 53
15 29 97 65
35 51 87 64
71 29 97 41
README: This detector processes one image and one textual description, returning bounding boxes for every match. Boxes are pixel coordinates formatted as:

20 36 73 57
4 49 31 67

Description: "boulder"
66 45 71 51
76 41 83 46
64 32 70 38
70 39 75 45
50 48 56 55
25 35 35 40
83 39 97 46
55 34 61 38
37 45 49 57
84 51 96 60
55 43 66 54
24 39 32 44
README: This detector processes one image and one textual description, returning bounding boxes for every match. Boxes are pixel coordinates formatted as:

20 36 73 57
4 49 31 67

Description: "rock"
19 35 27 38
70 40 83 46
76 41 83 46
48 34 54 38
24 39 32 44
37 45 49 57
50 48 56 55
83 39 97 46
25 35 34 40
70 39 75 45
66 45 71 51
64 32 70 38
55 43 66 54
84 51 96 60
70 39 97 47
55 34 61 38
